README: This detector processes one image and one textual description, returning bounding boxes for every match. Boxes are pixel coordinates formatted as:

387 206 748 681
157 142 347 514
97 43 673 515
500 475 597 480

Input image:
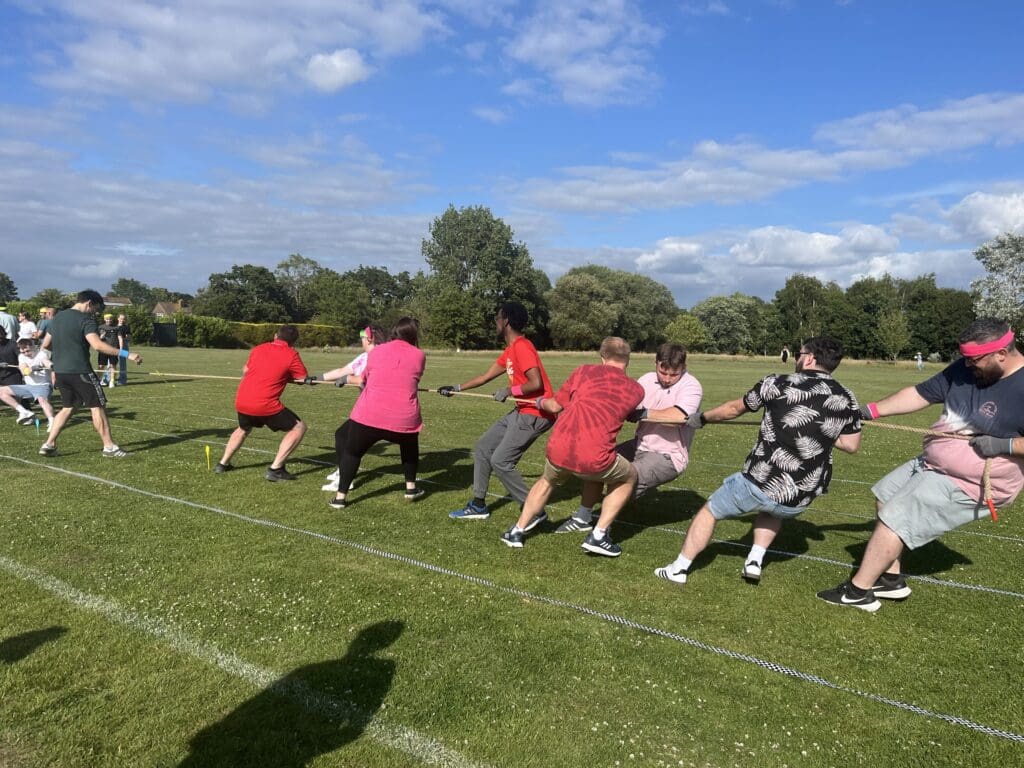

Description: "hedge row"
173 315 353 348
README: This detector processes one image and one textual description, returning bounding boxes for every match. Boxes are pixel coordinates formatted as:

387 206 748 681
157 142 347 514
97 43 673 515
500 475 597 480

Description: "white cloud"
680 1 731 17
70 258 130 280
635 238 705 271
305 49 372 92
472 107 508 124
945 191 1024 241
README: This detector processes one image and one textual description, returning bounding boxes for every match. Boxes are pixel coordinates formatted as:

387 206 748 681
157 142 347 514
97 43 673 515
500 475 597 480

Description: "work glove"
334 374 349 388
438 385 460 397
626 408 647 423
859 404 875 421
970 434 1013 458
493 386 511 402
691 411 706 429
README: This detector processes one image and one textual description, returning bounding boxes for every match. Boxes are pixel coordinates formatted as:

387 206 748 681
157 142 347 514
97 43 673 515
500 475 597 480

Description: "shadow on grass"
178 620 403 768
336 448 471 507
0 626 67 663
119 426 237 454
844 537 972 575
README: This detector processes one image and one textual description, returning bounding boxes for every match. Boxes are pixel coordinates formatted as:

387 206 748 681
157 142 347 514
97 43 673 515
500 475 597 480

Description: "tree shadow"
178 620 403 768
0 626 67 663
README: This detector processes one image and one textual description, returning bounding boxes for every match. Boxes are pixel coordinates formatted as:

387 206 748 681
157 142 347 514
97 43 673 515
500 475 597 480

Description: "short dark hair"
655 343 687 370
498 302 528 332
365 323 387 345
599 336 630 364
391 317 420 347
802 336 844 373
276 325 299 345
77 289 104 310
959 317 1012 348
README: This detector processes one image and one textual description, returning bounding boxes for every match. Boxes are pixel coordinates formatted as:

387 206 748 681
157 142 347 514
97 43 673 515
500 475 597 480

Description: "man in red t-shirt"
438 302 554 526
215 325 309 482
501 337 644 556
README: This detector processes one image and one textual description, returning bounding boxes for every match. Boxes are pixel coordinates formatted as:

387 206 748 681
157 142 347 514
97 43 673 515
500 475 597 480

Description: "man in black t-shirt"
97 314 118 387
654 336 861 587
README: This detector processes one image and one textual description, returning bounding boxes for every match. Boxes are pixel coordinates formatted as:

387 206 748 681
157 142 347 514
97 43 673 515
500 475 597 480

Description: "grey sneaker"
102 445 128 458
213 462 232 474
521 509 548 533
581 532 621 557
872 572 912 600
555 516 594 533
38 442 57 457
266 466 297 482
501 528 524 548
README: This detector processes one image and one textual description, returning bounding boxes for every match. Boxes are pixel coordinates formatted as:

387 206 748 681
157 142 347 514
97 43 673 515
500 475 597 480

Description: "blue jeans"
707 472 805 520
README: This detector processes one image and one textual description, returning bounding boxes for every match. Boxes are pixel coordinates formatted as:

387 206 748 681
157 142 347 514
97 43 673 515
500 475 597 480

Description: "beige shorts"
542 454 636 487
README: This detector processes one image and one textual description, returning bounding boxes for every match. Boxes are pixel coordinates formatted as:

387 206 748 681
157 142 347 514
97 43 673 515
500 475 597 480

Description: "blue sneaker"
449 499 490 520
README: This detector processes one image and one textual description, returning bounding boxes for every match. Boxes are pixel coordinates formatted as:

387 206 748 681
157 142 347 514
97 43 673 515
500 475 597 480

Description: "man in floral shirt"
655 336 861 586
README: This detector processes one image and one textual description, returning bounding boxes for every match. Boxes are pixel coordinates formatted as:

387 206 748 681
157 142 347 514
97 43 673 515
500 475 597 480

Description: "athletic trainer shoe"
872 572 912 600
500 528 524 548
16 412 34 426
816 581 881 613
266 466 297 482
654 564 689 584
328 496 347 510
102 445 128 458
449 499 490 520
581 532 621 557
742 560 762 583
521 509 548 533
554 516 594 533
213 462 232 473
404 488 426 501
38 442 57 457
321 478 355 492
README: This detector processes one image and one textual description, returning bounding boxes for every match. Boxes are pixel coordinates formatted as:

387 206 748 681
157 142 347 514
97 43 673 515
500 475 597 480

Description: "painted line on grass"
4 454 1023 744
0 554 491 768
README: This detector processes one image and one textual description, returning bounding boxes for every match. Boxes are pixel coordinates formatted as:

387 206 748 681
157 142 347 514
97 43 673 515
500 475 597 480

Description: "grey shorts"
707 472 805 520
874 456 983 550
616 439 679 497
6 383 52 400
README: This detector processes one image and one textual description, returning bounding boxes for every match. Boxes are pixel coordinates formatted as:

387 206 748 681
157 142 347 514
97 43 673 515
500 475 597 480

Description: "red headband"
960 329 1014 358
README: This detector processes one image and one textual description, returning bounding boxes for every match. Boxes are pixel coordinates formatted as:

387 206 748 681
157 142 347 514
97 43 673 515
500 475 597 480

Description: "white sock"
592 527 607 540
574 505 593 522
747 545 767 566
511 525 524 534
672 554 693 572
17 407 32 418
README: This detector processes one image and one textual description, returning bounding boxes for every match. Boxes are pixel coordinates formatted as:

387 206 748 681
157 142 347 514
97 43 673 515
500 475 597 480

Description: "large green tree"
110 278 155 307
774 274 828 344
275 254 324 322
971 232 1024 330
904 275 975 360
306 270 372 336
663 312 708 351
421 205 548 348
29 288 73 309
192 265 293 322
0 272 18 302
875 309 911 361
547 272 618 350
692 294 756 354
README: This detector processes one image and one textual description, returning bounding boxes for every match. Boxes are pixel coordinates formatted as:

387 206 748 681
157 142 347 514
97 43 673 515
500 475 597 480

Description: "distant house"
103 295 133 308
153 301 190 317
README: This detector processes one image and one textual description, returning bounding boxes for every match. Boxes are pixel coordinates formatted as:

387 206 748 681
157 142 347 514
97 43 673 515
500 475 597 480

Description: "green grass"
2 348 1023 767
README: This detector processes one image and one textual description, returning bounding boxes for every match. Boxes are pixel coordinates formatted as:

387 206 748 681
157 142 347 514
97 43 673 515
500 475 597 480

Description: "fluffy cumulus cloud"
472 107 508 124
504 0 662 106
945 191 1024 240
728 224 899 268
305 49 372 92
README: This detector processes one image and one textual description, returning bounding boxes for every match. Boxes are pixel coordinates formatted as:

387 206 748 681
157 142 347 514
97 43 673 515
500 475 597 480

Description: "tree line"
3 212 1020 360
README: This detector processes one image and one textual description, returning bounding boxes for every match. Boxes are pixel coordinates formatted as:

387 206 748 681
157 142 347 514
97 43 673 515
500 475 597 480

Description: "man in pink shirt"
556 343 702 532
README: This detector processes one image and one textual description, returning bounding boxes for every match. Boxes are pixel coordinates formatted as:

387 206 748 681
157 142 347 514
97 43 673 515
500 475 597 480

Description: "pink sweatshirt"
349 340 425 433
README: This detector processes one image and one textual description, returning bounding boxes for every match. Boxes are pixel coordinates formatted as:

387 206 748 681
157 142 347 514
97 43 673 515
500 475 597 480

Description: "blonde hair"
599 336 631 364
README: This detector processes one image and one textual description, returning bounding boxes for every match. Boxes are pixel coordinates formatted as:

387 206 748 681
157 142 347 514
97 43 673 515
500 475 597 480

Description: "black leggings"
335 419 419 492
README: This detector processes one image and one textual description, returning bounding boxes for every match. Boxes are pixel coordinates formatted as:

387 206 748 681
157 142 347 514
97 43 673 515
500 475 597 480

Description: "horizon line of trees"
2 212 1020 361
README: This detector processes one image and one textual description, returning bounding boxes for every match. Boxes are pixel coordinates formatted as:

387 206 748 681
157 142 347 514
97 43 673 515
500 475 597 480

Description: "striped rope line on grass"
3 454 1023 744
0 554 491 768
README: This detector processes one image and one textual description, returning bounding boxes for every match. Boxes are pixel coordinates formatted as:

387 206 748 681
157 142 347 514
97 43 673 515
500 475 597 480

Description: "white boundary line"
0 554 490 768
2 454 1022 744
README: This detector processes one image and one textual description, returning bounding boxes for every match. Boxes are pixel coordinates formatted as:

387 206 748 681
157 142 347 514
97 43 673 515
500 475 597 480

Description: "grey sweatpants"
473 410 552 505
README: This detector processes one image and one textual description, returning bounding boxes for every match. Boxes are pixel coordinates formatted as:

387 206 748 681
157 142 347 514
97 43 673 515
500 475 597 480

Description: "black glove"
334 374 349 388
626 408 647 423
438 385 459 397
859 404 875 421
493 386 511 403
691 411 706 429
302 375 318 385
970 434 1012 458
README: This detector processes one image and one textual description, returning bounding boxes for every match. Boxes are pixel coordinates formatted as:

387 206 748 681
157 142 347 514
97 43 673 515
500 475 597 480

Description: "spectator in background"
97 313 119 387
35 307 54 340
116 313 131 385
17 311 37 341
0 305 16 343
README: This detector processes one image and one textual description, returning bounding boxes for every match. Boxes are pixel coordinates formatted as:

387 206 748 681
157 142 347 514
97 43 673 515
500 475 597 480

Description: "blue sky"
2 0 1023 307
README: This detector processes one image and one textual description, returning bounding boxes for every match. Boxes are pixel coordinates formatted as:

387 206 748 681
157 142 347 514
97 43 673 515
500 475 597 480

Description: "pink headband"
960 330 1014 358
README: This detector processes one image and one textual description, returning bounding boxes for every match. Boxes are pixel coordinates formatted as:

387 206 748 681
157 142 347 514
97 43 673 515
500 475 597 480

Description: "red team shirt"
234 339 308 417
545 364 644 474
496 336 554 420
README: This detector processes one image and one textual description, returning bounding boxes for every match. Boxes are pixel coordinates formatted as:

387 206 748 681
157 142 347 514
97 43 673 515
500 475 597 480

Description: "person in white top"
17 311 38 341
307 324 385 491
556 343 703 532
0 337 55 429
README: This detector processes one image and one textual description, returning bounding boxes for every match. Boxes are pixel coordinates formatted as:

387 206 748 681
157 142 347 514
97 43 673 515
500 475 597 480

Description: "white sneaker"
321 479 354 493
742 561 762 583
654 564 689 585
16 412 35 425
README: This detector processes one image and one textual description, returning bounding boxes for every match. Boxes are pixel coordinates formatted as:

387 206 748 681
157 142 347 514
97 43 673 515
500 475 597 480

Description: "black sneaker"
266 466 297 482
816 581 881 613
581 532 621 557
404 488 426 501
328 495 347 510
872 572 912 600
213 462 232 474
521 509 548 533
501 528 524 548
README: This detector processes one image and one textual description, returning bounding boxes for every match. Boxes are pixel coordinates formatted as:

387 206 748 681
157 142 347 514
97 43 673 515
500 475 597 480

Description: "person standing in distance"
39 289 142 457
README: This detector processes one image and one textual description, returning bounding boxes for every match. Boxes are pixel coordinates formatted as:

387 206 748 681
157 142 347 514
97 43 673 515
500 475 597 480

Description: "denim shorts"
707 472 805 520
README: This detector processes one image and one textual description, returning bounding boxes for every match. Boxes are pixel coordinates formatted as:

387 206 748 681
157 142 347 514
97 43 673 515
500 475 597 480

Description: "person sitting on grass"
655 336 861 587
329 317 426 509
215 324 309 482
311 323 386 492
439 301 554 527
501 337 644 557
0 337 55 431
558 342 702 533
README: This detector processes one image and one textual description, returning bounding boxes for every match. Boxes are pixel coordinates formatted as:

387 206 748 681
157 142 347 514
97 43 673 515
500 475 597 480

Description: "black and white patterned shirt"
741 371 861 508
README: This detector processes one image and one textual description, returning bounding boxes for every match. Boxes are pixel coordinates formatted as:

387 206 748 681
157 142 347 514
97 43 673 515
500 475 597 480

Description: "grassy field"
2 347 1023 767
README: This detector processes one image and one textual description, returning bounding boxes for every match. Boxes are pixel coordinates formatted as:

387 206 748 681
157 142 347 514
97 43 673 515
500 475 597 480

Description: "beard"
971 366 1000 387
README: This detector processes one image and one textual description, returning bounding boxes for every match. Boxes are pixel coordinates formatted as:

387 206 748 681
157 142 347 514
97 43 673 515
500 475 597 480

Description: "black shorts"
55 372 107 409
98 352 118 366
237 407 300 432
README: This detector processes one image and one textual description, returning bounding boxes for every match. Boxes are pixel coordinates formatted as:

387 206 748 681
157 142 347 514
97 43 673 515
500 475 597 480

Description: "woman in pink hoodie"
329 317 426 509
